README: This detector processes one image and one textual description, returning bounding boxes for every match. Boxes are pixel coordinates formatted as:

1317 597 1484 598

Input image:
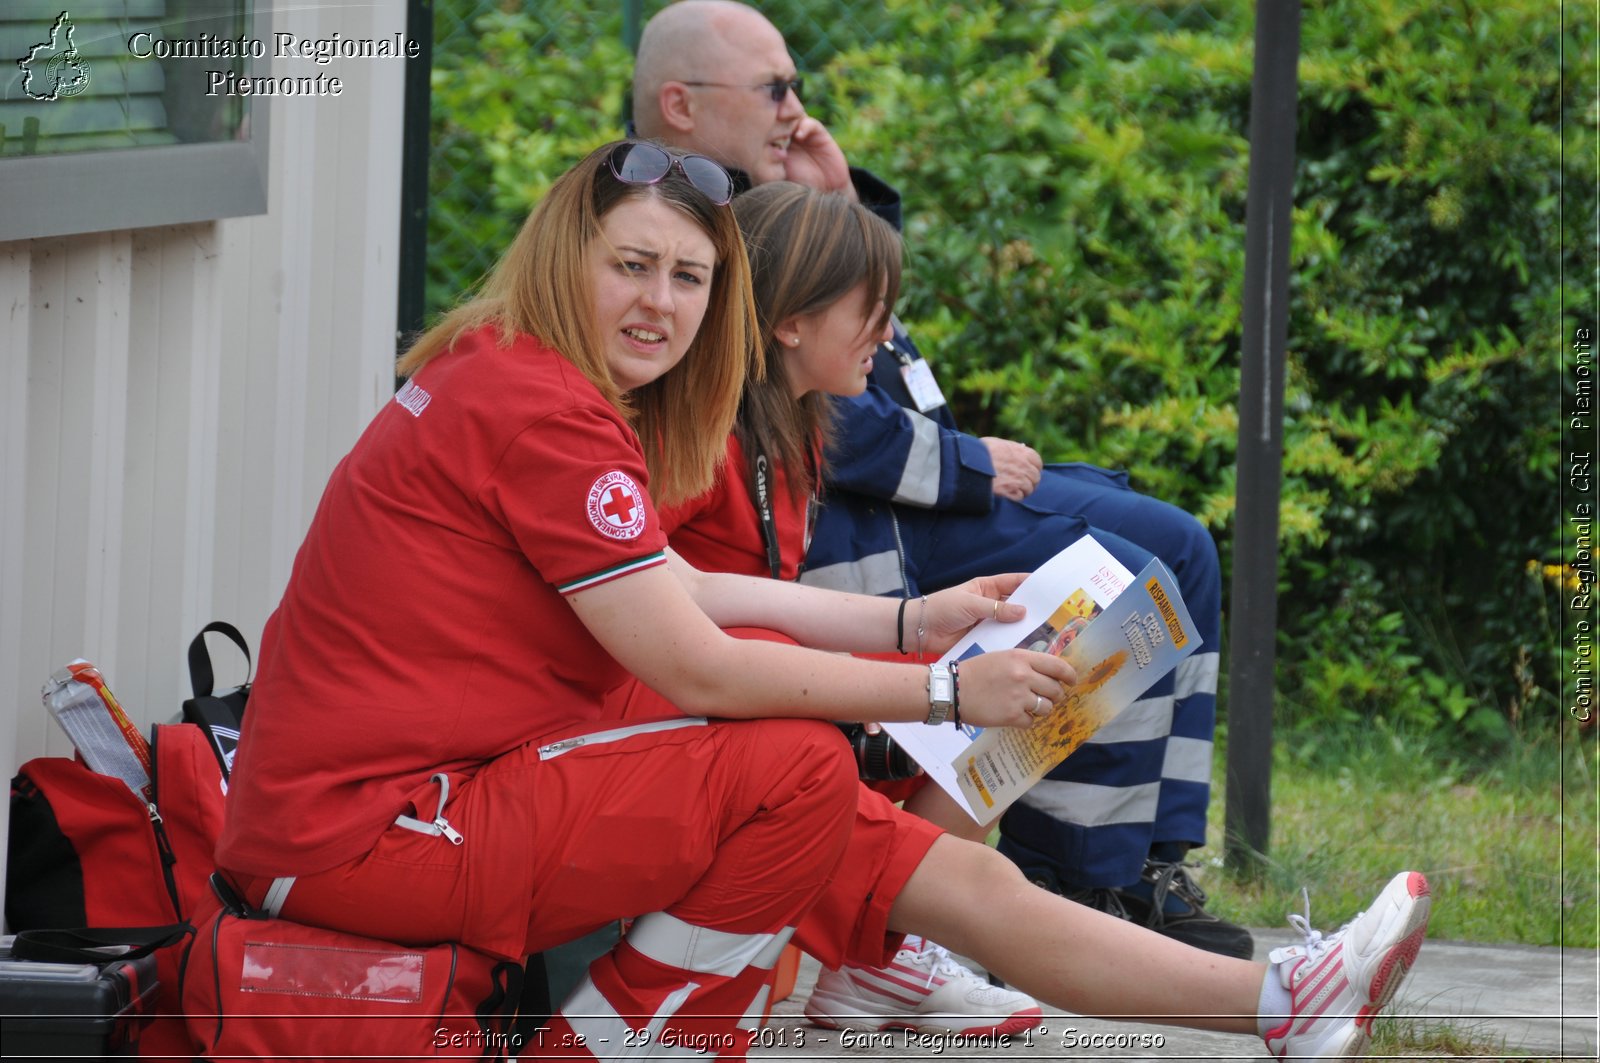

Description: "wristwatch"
925 663 954 725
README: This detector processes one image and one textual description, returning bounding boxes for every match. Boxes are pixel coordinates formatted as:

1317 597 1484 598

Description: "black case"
0 949 157 1060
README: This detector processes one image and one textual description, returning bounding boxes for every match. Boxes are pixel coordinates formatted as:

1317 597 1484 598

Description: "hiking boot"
1262 871 1432 1059
1060 881 1132 919
1109 857 1256 960
803 935 1043 1037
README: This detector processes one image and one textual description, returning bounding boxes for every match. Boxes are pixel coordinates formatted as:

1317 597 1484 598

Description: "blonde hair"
398 140 759 506
733 182 903 502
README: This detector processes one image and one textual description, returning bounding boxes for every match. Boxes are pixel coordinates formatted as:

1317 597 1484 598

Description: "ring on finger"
992 599 1001 620
1030 694 1048 717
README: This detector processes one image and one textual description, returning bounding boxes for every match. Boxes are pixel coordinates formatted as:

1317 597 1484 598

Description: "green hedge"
428 0 1593 744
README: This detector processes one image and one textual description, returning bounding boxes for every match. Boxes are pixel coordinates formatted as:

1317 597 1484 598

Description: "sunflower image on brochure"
878 535 1200 825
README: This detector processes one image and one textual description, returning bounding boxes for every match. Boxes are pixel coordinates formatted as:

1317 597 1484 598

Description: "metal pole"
1225 0 1301 873
622 0 644 53
620 0 644 128
395 0 435 378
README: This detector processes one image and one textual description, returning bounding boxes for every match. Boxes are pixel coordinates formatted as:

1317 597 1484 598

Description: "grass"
1368 1013 1551 1061
1186 722 1595 1059
1193 721 1598 949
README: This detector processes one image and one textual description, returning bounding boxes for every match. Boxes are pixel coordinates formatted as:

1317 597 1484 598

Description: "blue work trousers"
899 464 1221 891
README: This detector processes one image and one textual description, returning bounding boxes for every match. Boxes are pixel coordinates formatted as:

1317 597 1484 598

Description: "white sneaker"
803 935 1043 1037
1262 871 1432 1059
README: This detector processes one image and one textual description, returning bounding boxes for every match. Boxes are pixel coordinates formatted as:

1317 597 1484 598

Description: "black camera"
838 724 923 781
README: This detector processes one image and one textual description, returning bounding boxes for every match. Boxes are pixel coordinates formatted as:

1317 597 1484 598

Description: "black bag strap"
474 960 528 1060
186 621 252 699
145 731 187 921
183 622 252 781
208 870 267 920
12 923 192 964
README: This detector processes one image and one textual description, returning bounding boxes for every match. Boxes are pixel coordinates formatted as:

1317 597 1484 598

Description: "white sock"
1256 962 1293 1039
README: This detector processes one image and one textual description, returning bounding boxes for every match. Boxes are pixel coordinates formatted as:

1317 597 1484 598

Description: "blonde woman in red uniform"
217 140 1068 1058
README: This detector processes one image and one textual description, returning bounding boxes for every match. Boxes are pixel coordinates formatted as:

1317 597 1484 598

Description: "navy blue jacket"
793 171 1001 595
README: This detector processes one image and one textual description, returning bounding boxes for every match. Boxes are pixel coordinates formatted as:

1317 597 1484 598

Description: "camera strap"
743 441 818 582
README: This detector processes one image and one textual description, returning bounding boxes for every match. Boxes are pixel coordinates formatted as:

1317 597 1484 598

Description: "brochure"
881 535 1198 824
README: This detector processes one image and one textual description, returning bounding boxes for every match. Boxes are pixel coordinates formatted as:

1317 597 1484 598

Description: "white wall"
0 0 408 914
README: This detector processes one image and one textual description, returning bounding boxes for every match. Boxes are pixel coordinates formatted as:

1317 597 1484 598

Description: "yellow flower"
1528 561 1582 593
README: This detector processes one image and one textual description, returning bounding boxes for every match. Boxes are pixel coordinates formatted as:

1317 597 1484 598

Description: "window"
0 0 270 240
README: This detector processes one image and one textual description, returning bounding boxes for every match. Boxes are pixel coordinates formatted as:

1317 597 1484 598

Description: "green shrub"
814 0 1584 740
428 1 631 310
425 0 1593 745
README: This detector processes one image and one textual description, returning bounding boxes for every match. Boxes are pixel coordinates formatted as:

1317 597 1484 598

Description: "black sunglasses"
682 76 804 104
607 142 735 206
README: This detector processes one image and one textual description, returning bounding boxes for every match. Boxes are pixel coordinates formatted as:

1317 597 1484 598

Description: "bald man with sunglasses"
633 0 1251 1029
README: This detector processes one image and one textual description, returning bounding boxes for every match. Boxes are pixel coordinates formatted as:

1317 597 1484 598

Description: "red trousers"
231 713 870 1059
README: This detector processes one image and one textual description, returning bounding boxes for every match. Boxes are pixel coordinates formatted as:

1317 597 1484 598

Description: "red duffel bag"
182 875 525 1062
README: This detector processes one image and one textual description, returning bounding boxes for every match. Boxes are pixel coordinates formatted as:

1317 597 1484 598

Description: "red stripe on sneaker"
1293 974 1348 1035
843 968 926 1007
875 963 948 994
845 980 921 1008
1291 943 1344 1008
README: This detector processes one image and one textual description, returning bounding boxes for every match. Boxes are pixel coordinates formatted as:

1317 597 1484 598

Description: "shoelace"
1283 887 1363 967
1145 858 1203 902
902 938 968 988
1062 883 1132 920
1284 888 1330 960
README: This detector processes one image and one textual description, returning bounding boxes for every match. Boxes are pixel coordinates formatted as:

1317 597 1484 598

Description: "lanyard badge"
885 319 946 413
900 356 946 413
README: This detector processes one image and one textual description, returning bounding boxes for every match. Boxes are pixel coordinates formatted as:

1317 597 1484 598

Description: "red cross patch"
586 471 648 541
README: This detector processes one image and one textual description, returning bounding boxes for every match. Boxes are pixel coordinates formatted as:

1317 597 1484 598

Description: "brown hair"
397 140 759 506
733 182 902 501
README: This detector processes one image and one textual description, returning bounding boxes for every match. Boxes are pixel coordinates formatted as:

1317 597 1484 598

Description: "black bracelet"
949 660 961 728
896 597 910 655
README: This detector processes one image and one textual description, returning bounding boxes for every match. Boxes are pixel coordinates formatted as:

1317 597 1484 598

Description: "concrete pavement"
753 931 1599 1061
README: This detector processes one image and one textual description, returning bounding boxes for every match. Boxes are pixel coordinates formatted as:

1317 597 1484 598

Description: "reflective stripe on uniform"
797 550 904 596
1016 778 1161 827
263 877 295 918
1174 651 1219 700
1086 692 1174 745
891 413 943 506
560 977 706 1059
625 911 794 978
737 984 773 1032
1161 736 1214 785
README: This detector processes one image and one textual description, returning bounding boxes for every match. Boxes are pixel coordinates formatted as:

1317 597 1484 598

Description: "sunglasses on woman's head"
607 142 735 207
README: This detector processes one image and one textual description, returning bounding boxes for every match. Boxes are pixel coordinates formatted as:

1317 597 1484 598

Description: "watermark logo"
17 11 92 101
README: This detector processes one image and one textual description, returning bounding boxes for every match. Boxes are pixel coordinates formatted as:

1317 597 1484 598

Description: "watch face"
927 665 954 724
